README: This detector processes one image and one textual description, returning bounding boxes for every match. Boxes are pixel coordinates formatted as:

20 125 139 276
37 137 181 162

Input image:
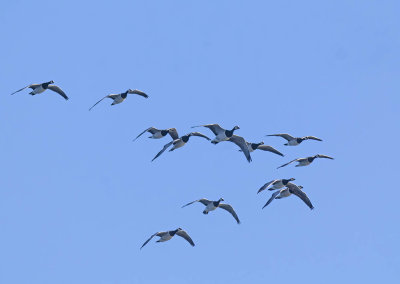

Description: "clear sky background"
1 0 399 283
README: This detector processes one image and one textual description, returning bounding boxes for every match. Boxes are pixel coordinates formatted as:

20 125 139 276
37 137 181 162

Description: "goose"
257 178 295 193
263 183 314 210
133 127 179 141
267 133 322 146
182 198 240 224
89 89 148 110
151 132 210 161
241 141 284 156
191 124 240 144
140 228 195 249
277 154 334 169
10 80 68 100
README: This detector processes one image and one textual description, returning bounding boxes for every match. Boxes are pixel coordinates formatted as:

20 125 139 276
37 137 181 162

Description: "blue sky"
1 0 399 283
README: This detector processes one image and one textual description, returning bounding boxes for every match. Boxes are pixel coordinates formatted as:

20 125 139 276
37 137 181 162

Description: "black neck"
42 82 51 89
225 130 234 137
214 199 222 206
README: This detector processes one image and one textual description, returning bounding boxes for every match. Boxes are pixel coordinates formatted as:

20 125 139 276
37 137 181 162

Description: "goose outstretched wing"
191 124 224 136
286 183 314 210
48 85 68 100
257 180 278 194
229 135 252 162
140 231 167 249
133 127 159 141
277 158 300 169
303 136 322 141
181 198 212 208
257 145 284 156
262 191 281 209
218 203 240 224
151 140 174 161
176 230 195 247
128 89 149 98
267 133 294 141
316 154 334 160
89 96 110 111
10 83 40 95
189 132 211 140
168 128 179 140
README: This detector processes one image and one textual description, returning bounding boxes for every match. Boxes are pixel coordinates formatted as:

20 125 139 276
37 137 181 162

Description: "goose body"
30 85 45 95
267 133 322 146
262 183 314 210
170 139 186 151
10 80 68 100
257 178 295 193
133 127 179 141
89 89 148 110
111 95 125 105
191 124 251 162
213 132 230 144
182 198 240 224
297 159 313 166
191 124 240 144
277 154 334 169
158 233 173 242
140 228 195 249
204 201 219 213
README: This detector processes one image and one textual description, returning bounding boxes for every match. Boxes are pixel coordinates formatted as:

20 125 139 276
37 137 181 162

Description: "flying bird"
267 133 322 146
151 132 210 161
192 124 240 144
10 80 68 100
89 89 148 110
182 198 240 224
133 127 179 141
262 183 314 210
257 178 296 194
241 141 284 156
277 154 334 169
140 228 195 249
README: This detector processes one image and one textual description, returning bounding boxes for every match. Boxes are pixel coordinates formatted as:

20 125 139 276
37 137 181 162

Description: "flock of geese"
10 80 334 249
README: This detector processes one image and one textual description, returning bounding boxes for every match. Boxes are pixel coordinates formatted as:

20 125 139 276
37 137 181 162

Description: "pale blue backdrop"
1 0 399 283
